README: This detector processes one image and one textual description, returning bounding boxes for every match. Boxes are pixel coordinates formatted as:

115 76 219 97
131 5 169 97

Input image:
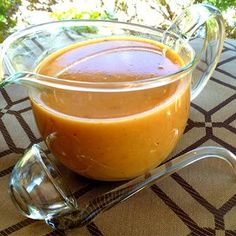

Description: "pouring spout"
0 71 89 91
0 71 72 90
0 72 30 87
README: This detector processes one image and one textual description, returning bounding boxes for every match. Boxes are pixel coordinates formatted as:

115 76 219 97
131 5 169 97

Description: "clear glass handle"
163 4 225 100
46 146 236 230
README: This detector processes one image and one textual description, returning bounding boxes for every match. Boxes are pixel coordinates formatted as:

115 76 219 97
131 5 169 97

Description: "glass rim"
1 19 196 92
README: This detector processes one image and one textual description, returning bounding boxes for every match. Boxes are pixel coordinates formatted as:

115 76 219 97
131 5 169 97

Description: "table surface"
0 39 235 236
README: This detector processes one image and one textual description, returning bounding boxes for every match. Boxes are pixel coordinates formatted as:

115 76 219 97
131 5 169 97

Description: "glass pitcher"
0 4 225 182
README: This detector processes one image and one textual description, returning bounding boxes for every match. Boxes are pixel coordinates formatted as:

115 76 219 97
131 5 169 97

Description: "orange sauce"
31 37 190 180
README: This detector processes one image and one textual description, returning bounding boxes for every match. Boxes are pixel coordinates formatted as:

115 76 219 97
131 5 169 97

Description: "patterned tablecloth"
0 39 235 236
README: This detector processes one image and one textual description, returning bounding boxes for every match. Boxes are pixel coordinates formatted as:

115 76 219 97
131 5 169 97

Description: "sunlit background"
1 0 235 43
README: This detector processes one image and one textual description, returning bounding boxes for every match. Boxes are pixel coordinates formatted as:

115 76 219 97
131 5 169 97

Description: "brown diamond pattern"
0 38 235 236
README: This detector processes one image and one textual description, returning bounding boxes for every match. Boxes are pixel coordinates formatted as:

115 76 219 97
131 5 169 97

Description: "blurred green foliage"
51 8 114 21
0 0 235 43
0 0 59 42
0 0 21 42
50 9 114 34
26 0 58 11
195 0 236 11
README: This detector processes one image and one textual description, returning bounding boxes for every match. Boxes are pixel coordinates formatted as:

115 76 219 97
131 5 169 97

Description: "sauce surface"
31 37 190 180
37 37 182 82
